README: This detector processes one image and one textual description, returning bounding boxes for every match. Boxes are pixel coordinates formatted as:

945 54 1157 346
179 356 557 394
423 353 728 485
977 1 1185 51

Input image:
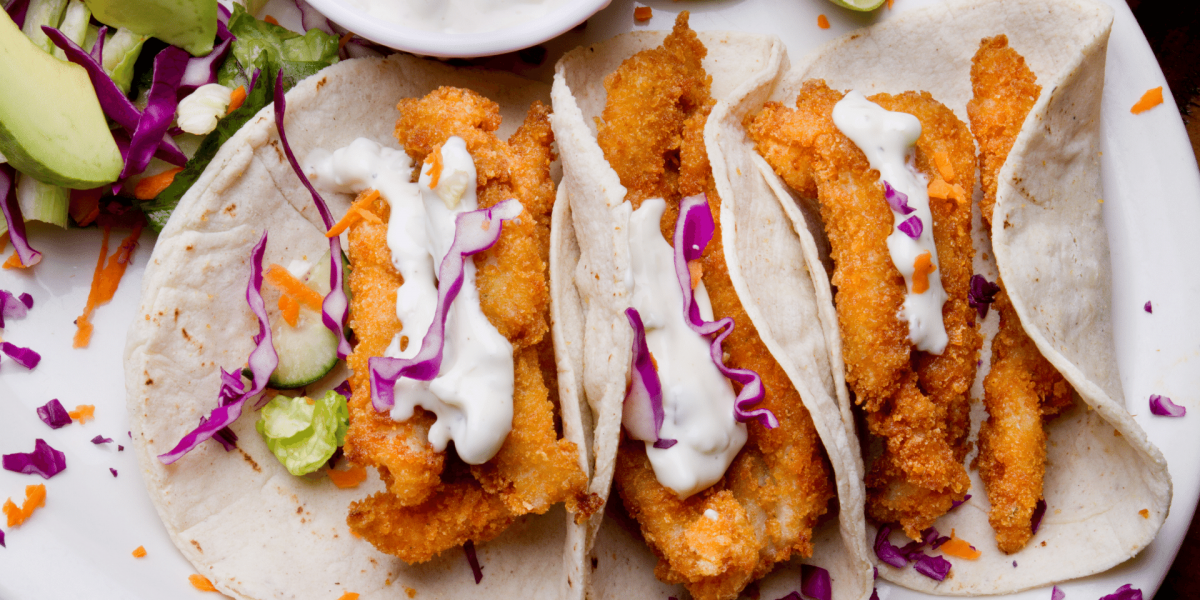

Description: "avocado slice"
0 12 123 189
84 0 217 57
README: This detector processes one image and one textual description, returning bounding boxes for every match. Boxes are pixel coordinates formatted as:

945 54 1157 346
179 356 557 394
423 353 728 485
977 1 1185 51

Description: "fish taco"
124 53 599 599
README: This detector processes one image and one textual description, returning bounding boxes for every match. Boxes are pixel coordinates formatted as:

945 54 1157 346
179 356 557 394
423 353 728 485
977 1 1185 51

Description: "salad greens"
255 391 349 477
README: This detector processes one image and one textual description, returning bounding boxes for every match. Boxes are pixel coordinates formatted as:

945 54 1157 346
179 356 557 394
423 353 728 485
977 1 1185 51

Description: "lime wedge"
828 0 886 11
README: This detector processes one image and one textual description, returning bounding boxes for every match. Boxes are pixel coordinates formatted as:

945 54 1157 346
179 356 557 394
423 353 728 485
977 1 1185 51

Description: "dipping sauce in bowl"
307 0 610 57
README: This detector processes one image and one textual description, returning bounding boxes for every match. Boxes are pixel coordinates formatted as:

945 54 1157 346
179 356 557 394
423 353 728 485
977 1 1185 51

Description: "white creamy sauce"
342 0 568 34
625 198 747 499
832 90 949 354
305 137 514 465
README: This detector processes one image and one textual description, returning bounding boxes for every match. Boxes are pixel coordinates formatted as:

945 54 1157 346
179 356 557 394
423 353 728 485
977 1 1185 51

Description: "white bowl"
306 0 612 58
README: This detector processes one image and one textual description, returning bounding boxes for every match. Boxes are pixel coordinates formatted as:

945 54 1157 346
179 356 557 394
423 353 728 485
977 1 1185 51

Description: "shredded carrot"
189 574 218 592
425 150 444 189
927 179 967 204
338 593 360 600
2 253 28 269
351 206 383 225
279 293 300 327
887 0 894 8
328 465 368 489
263 15 279 25
933 151 955 182
69 404 96 424
1131 86 1163 114
326 189 381 238
132 545 148 558
817 14 830 29
338 32 354 53
74 224 143 348
1140 508 1150 519
633 6 652 21
265 265 323 312
688 260 703 290
69 187 105 226
912 251 936 294
4 484 46 527
940 529 981 560
134 168 184 200
226 85 247 114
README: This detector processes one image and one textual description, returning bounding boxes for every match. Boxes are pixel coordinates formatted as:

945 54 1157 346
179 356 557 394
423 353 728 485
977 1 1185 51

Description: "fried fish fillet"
968 35 1075 553
746 80 981 538
344 88 592 563
602 15 835 600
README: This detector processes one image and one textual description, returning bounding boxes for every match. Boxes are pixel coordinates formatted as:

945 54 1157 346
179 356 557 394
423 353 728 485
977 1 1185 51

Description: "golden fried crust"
977 288 1073 553
344 196 444 506
596 11 712 241
347 88 590 561
746 81 977 538
606 17 835 599
966 35 1040 227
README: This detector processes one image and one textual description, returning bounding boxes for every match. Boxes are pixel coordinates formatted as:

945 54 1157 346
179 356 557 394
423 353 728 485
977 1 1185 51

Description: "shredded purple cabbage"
272 71 352 360
1051 585 1065 600
42 28 187 168
463 540 483 584
37 399 71 429
4 0 29 28
158 232 279 464
333 379 352 398
800 565 832 600
1031 498 1047 534
1 342 40 369
0 166 41 268
1099 584 1142 600
179 38 233 95
675 195 776 428
0 289 30 328
873 526 908 568
883 181 915 215
1144 301 1152 314
624 307 666 443
897 215 923 239
1150 394 1186 417
2 439 66 479
294 0 335 34
119 46 190 179
968 276 1001 319
913 553 951 581
0 527 5 547
652 438 678 449
91 435 113 445
774 593 801 600
950 494 972 510
369 200 523 410
869 589 879 600
118 445 124 451
109 467 118 477
18 293 31 309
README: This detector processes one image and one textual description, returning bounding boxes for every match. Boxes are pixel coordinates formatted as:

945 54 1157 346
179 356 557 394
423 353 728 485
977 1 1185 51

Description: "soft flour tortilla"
726 0 1172 593
123 54 592 600
550 29 874 600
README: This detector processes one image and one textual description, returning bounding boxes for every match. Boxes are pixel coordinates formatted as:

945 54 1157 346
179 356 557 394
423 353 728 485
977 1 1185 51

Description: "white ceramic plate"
1 0 1197 598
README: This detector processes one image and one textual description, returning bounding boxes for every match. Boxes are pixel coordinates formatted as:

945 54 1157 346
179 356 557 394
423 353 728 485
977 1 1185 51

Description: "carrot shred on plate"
633 6 652 21
189 574 218 592
227 85 247 114
328 465 368 489
887 0 895 8
338 593 360 600
279 293 301 327
2 252 28 269
265 265 323 311
338 32 354 52
132 545 148 558
940 529 982 559
69 404 96 424
1131 86 1163 114
134 168 184 200
326 189 381 238
4 484 46 527
817 14 830 29
74 224 144 348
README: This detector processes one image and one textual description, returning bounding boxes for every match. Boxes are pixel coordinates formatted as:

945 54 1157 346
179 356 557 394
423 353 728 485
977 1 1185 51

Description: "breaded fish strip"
747 81 979 538
968 35 1075 553
603 15 835 600
345 88 590 562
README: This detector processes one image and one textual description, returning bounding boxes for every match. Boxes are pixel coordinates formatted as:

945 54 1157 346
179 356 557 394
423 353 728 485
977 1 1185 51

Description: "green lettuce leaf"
255 390 349 477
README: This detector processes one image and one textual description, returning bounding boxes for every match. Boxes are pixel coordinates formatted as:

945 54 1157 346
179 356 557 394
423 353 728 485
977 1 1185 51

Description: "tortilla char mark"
342 87 591 563
601 14 835 600
746 79 981 539
968 35 1075 554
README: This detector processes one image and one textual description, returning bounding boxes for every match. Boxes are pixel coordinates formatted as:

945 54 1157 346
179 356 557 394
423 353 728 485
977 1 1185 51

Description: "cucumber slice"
266 250 352 389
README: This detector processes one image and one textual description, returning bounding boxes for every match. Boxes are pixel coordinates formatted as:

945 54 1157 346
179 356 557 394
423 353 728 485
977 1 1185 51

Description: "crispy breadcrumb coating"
746 80 980 538
968 35 1075 553
344 88 591 563
601 14 835 600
